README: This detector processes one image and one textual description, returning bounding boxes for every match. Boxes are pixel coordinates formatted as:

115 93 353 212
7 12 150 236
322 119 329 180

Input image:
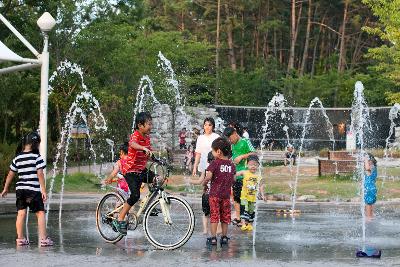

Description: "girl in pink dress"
103 143 129 193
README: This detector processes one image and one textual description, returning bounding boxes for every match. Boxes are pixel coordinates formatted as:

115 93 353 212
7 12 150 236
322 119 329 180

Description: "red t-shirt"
179 131 186 144
206 159 236 199
122 131 152 174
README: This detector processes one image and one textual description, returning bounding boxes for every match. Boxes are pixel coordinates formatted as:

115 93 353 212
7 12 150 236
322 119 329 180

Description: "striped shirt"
121 131 152 174
10 152 46 192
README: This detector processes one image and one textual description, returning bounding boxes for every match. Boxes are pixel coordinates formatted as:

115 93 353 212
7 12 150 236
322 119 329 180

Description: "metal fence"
216 105 397 151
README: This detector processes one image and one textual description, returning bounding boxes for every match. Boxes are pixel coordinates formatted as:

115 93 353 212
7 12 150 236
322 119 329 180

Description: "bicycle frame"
105 157 173 225
105 187 172 225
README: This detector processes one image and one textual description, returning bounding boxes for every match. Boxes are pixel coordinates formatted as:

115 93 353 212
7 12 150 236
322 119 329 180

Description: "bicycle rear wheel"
96 192 124 243
143 195 195 250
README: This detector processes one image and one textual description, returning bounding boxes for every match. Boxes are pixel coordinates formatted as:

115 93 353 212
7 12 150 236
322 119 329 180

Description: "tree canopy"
1 0 400 146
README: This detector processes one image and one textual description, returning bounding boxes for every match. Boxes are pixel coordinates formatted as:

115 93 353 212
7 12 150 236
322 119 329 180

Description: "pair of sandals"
207 236 230 246
16 237 54 247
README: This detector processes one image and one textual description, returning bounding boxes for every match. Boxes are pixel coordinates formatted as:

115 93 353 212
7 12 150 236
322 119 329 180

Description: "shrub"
0 143 17 191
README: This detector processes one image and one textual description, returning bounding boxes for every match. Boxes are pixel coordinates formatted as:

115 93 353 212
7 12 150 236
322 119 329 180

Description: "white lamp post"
37 12 56 177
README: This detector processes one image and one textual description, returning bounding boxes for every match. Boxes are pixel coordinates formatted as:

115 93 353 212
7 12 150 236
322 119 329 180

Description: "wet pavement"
1 198 400 266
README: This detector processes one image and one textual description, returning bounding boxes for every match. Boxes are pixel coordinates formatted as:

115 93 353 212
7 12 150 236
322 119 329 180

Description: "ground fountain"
46 61 107 226
350 81 371 246
291 97 335 221
253 93 289 245
382 103 400 185
131 75 161 131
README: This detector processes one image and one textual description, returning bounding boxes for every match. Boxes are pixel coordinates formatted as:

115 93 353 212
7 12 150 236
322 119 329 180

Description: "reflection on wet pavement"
1 207 399 266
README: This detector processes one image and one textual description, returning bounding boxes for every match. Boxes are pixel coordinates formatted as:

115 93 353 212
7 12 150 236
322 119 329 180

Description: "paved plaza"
1 194 400 266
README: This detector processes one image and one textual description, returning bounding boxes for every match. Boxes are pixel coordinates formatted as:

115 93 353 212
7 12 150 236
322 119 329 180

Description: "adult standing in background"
242 127 250 139
192 118 220 177
192 118 220 234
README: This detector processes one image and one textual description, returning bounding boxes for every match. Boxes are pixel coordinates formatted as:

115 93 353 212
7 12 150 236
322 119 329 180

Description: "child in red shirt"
179 128 187 149
112 112 154 235
203 137 236 246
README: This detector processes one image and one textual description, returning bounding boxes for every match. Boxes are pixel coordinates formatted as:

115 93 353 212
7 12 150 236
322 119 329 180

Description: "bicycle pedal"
102 215 111 224
149 208 162 216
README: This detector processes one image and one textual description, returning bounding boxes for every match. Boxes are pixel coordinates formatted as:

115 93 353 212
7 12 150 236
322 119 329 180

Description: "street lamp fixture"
37 12 56 33
36 12 56 180
0 12 56 184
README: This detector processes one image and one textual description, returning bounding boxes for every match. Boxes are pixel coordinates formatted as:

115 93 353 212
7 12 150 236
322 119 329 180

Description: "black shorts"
201 193 210 216
286 153 296 159
16 190 44 213
125 169 155 206
232 179 243 203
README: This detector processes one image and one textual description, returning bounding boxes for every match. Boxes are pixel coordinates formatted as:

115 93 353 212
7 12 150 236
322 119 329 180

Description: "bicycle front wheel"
96 192 124 243
143 196 195 250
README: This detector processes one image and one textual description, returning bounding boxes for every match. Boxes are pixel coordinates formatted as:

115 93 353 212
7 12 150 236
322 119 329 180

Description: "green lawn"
266 167 400 200
44 168 400 201
46 172 103 193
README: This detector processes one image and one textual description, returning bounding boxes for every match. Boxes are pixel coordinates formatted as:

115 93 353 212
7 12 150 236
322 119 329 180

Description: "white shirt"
195 132 219 172
243 131 250 139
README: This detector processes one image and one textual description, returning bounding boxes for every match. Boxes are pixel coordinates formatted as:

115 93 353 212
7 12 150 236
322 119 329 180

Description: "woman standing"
191 118 219 234
192 118 220 177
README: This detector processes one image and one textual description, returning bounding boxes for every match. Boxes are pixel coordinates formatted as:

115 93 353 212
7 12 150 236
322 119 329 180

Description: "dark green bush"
0 143 17 191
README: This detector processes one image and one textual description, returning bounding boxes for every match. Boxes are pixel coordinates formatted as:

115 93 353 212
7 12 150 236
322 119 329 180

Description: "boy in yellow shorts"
235 155 264 231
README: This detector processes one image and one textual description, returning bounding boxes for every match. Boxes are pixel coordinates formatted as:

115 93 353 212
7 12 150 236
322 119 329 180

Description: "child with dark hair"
1 132 53 246
235 155 264 231
103 142 130 194
223 126 257 227
190 151 215 234
203 137 236 246
364 153 378 219
184 145 194 172
228 121 244 137
113 112 155 235
179 128 187 149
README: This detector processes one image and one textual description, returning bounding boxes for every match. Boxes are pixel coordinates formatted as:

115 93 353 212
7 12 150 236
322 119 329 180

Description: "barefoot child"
112 112 155 235
203 137 236 246
364 153 377 219
1 132 53 246
235 155 265 231
102 142 130 195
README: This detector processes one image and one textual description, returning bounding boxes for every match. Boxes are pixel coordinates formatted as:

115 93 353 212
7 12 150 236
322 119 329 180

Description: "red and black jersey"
121 131 152 174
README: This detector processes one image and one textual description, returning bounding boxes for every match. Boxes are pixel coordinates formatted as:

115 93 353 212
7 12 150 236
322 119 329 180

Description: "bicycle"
96 156 195 250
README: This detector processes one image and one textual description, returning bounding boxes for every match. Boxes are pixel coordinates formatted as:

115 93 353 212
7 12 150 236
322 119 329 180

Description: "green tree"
362 0 400 104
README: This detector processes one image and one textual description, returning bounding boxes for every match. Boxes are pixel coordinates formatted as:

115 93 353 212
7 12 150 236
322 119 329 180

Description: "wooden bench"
168 149 287 166
259 150 287 162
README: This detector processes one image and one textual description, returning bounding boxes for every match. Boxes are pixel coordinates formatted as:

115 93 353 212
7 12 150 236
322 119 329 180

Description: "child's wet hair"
16 131 41 155
247 155 260 164
134 112 152 130
119 142 129 154
211 137 232 157
203 117 215 131
223 126 236 138
228 121 243 136
367 153 377 166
